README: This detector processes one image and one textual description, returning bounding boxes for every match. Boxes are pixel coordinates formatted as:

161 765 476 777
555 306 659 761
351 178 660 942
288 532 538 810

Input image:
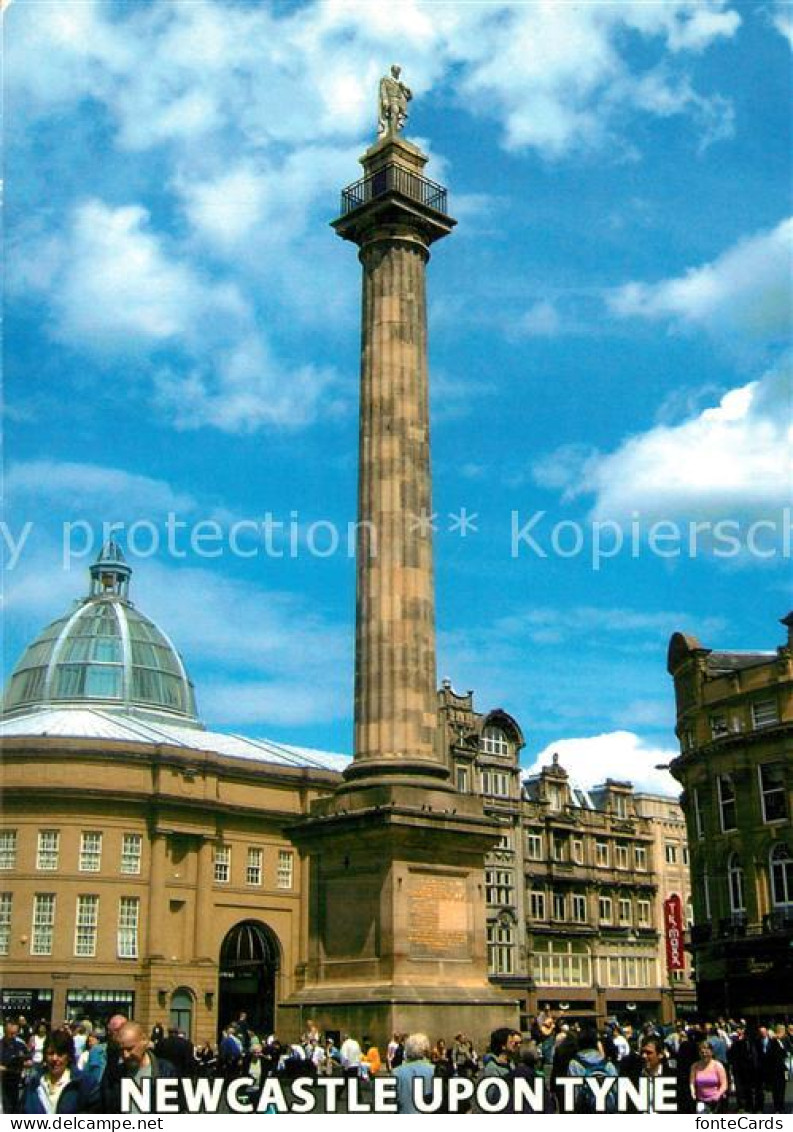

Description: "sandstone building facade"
668 616 793 1017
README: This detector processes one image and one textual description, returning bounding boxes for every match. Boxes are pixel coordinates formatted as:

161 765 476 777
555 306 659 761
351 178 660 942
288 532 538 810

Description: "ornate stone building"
0 550 693 1041
437 684 695 1028
667 616 793 1017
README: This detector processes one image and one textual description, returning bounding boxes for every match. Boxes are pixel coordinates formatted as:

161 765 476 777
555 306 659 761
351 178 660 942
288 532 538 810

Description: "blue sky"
3 0 791 794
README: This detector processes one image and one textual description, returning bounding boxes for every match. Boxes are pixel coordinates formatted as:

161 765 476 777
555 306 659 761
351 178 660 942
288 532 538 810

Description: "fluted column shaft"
353 231 439 772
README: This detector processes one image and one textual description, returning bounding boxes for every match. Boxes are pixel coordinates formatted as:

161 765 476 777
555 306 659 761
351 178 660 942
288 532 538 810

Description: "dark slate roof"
705 650 776 674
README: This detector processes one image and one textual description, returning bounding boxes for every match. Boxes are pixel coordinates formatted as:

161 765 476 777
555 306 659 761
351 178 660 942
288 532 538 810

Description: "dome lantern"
89 537 132 599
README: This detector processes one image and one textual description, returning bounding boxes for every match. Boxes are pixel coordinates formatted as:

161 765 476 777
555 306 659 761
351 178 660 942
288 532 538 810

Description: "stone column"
355 235 435 768
147 832 167 958
333 136 456 787
193 837 215 962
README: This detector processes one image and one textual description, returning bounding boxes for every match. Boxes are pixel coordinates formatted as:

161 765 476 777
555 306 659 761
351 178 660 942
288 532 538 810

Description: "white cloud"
4 460 199 516
10 199 344 433
6 0 747 432
517 300 562 338
9 200 246 349
529 222 793 523
9 0 741 161
524 731 680 796
609 217 793 341
770 1 793 47
569 362 791 522
531 443 597 491
153 345 342 434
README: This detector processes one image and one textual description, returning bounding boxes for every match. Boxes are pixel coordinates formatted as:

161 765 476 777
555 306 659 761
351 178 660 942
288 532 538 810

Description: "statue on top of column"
378 64 412 137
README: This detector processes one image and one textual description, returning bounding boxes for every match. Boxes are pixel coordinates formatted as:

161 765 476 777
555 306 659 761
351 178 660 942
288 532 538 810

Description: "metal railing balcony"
340 163 448 216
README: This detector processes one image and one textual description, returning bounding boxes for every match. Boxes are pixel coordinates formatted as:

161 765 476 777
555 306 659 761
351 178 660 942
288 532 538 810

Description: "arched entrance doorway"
169 987 194 1038
217 920 281 1038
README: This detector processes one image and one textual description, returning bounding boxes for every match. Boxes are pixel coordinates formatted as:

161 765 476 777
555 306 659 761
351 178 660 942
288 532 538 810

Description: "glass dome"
3 541 200 723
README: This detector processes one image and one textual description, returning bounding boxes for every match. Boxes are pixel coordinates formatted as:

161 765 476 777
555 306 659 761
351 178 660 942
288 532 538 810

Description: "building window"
693 789 705 839
727 853 745 914
571 893 587 923
482 769 510 798
36 830 60 871
74 895 99 957
118 897 140 959
635 846 647 871
246 848 263 886
277 850 294 890
31 894 56 955
551 836 567 862
613 794 628 819
571 838 584 864
770 844 793 908
603 955 654 988
0 893 12 956
665 842 678 865
682 846 689 865
752 699 779 729
487 920 514 974
599 896 613 924
710 713 728 739
552 891 566 921
533 939 591 987
0 831 17 871
717 775 737 832
619 897 632 925
455 765 469 793
213 846 231 884
595 842 609 867
615 843 629 870
486 869 513 906
526 833 543 861
759 764 787 823
637 899 651 927
481 726 510 757
530 890 546 920
79 832 102 872
121 834 142 875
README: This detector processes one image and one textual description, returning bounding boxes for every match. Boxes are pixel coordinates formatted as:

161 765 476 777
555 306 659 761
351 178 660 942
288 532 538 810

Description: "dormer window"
613 794 628 819
547 785 564 812
481 726 510 757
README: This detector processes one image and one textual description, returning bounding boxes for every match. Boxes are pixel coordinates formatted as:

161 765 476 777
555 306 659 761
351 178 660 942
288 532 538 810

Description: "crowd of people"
0 1008 790 1114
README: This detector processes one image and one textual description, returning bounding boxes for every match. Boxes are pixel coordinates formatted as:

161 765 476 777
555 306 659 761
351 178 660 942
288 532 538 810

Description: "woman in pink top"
690 1040 728 1112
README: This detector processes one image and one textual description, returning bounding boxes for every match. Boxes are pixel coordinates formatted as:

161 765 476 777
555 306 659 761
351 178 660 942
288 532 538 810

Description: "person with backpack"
567 1027 618 1113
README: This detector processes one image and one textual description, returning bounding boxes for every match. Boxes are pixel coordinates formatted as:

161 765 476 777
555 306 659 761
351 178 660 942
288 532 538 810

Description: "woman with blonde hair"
690 1039 728 1113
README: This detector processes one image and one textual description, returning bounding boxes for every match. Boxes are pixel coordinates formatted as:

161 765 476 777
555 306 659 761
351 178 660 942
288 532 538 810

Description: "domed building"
4 541 198 723
0 543 347 1038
